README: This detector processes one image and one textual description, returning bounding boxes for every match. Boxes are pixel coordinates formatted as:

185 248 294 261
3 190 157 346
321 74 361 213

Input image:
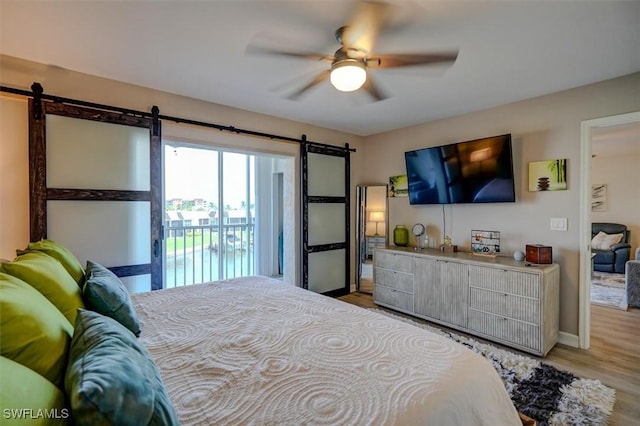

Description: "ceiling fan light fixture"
330 59 366 92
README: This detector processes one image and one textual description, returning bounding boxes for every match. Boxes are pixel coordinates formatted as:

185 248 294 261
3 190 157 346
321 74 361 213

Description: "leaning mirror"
355 185 388 293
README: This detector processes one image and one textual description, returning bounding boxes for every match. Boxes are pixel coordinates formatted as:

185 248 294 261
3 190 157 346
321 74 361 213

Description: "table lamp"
369 211 385 236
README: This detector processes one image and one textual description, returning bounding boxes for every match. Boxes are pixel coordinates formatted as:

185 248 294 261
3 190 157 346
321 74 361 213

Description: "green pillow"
0 273 74 389
1 251 84 325
0 356 69 425
65 310 178 426
83 261 141 337
18 239 85 286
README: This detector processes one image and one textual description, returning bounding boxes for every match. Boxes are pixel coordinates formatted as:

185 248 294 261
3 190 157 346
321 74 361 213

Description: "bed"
1 239 519 425
131 275 521 425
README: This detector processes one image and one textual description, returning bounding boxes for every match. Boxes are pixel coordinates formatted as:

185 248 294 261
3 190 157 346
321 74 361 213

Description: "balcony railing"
165 223 254 288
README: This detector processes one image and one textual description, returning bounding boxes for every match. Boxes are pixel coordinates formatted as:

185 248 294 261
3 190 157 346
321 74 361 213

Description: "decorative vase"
393 225 409 247
514 251 526 261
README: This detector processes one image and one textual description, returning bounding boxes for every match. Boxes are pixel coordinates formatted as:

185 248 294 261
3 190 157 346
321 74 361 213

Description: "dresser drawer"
374 285 414 312
468 266 539 298
375 251 414 274
367 236 386 248
375 268 414 293
366 237 386 258
468 309 541 353
469 287 539 323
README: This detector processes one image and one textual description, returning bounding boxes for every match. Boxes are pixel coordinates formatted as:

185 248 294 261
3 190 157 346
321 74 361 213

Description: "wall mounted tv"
404 134 515 205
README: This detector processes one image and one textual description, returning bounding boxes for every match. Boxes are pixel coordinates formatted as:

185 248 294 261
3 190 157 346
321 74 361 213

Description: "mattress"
131 276 520 425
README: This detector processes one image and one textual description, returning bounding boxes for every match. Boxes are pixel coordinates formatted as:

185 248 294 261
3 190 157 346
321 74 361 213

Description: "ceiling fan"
246 1 459 101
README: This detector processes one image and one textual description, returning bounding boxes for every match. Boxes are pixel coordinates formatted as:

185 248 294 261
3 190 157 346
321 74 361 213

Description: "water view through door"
164 144 255 287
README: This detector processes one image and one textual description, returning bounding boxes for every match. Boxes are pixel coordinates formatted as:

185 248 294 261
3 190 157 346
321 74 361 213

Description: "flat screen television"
404 134 515 205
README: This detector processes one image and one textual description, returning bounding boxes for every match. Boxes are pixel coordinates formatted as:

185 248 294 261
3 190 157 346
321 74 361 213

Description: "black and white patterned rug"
370 309 616 426
591 271 627 310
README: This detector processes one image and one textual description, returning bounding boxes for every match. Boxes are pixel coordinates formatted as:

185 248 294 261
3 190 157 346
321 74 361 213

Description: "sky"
164 145 251 209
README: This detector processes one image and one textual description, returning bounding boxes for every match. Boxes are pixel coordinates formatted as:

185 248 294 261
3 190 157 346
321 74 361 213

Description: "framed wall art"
591 184 607 212
389 175 408 198
528 159 567 191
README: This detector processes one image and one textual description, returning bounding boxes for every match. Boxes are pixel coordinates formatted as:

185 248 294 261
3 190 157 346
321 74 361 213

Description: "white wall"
361 72 640 336
591 153 640 255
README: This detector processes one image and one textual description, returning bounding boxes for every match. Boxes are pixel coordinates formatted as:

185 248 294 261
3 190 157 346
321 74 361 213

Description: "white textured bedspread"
132 276 520 425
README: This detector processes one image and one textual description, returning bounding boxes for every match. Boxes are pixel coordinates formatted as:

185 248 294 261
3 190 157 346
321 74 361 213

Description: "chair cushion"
0 273 74 388
65 309 178 426
0 356 69 425
0 251 84 325
83 260 141 337
18 239 85 286
592 223 629 243
592 249 615 264
591 231 623 251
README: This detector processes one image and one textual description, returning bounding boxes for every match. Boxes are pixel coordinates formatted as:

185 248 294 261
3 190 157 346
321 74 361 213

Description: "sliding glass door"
164 145 253 285
164 142 289 287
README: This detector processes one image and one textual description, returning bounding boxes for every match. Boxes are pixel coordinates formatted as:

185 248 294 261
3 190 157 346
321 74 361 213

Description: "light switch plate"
550 217 568 231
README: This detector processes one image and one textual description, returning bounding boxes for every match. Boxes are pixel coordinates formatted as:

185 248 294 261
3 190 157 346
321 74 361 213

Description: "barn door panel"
29 100 162 292
301 142 350 296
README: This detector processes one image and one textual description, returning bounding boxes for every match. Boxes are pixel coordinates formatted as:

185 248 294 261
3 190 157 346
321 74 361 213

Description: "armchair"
591 222 631 274
626 248 640 308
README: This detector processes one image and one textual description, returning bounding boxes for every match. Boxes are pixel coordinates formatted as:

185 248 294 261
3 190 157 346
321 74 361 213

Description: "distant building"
165 208 254 237
165 210 216 236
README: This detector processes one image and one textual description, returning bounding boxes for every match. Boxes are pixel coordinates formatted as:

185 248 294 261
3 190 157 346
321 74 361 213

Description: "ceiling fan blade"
362 75 388 102
245 44 332 62
287 70 331 100
342 1 392 54
369 51 459 68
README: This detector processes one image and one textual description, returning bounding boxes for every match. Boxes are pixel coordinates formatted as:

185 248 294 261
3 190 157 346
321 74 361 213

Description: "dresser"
373 247 559 356
365 236 386 259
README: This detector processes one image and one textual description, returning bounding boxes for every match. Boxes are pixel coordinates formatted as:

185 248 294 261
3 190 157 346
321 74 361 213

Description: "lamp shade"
330 60 367 92
369 211 385 222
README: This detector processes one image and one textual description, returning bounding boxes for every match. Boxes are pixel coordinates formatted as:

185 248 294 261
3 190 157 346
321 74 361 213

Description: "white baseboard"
558 331 579 348
350 283 356 293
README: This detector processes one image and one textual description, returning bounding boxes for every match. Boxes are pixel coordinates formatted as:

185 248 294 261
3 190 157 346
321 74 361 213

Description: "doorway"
163 141 293 287
579 111 640 349
355 185 388 294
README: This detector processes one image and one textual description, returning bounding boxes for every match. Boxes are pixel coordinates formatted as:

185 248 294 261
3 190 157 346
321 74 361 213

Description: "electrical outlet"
550 217 568 231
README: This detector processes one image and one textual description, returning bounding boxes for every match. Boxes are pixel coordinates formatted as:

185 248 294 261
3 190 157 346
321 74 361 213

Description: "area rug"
591 271 627 310
369 309 616 426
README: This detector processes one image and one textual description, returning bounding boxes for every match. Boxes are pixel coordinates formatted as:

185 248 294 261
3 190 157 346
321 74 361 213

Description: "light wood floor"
339 292 640 425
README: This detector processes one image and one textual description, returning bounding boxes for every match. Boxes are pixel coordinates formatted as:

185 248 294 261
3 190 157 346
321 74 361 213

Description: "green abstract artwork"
528 159 567 191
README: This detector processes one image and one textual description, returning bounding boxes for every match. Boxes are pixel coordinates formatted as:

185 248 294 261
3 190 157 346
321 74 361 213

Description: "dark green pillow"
82 261 141 337
65 310 178 426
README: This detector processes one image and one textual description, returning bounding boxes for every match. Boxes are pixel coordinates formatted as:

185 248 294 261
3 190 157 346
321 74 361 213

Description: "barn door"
28 98 162 292
300 140 350 296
